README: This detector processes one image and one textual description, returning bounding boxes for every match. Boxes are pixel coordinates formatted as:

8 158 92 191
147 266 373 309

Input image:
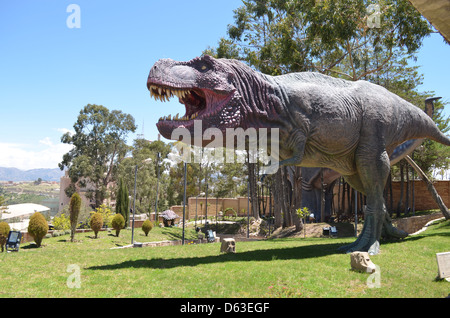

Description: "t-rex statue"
146 55 450 255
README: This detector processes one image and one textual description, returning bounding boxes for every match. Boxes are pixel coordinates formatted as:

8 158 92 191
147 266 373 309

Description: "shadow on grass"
87 220 450 271
87 241 345 271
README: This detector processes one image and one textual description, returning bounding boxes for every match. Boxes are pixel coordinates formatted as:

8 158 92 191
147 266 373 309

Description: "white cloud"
0 141 73 170
39 137 54 147
56 128 75 136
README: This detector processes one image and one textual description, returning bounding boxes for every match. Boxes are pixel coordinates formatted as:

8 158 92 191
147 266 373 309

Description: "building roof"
1 203 50 220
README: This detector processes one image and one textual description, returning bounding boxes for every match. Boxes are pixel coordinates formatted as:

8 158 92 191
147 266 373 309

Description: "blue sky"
0 1 449 170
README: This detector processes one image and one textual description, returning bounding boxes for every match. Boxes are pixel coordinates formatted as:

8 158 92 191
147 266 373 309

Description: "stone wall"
392 213 444 235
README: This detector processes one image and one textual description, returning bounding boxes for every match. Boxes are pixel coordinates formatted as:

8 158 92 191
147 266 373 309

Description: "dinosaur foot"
339 213 408 255
338 214 381 255
339 238 380 255
382 214 408 239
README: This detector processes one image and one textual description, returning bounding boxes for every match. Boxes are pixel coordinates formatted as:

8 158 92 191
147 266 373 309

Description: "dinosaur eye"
198 61 212 72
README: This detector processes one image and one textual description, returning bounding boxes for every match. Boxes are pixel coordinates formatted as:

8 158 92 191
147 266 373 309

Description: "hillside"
0 167 64 182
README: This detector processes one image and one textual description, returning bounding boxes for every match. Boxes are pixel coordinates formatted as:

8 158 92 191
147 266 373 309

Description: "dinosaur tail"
390 97 449 165
425 97 450 146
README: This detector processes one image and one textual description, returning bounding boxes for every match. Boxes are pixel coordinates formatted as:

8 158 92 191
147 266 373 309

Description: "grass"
0 219 449 298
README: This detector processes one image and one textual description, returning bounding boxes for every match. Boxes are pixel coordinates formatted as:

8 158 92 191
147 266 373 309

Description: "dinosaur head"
147 55 242 143
147 55 281 147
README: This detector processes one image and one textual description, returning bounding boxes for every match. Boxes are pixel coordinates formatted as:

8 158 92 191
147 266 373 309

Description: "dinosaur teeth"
149 84 192 102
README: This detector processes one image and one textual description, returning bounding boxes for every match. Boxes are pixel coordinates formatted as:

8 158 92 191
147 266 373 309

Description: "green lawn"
0 220 449 298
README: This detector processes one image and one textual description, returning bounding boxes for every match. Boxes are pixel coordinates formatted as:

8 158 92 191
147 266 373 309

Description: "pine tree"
116 178 130 227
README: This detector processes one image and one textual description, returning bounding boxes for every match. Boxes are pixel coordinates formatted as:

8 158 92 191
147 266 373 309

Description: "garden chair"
6 231 22 252
206 229 215 243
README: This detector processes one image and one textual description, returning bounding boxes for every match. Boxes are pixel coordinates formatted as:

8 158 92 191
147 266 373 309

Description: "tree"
69 192 81 242
117 138 172 216
209 0 433 78
115 178 130 227
59 104 136 208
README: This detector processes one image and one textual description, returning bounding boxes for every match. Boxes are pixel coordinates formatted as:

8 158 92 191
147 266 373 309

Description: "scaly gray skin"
300 98 439 222
147 55 450 255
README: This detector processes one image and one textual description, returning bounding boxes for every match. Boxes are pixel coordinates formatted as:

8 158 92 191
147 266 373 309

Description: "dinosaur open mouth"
148 84 207 122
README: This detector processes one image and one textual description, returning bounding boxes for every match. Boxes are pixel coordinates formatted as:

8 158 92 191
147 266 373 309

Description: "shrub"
89 212 103 238
53 214 71 230
0 221 10 252
28 212 48 247
111 213 125 237
142 219 153 236
93 205 114 228
224 207 237 219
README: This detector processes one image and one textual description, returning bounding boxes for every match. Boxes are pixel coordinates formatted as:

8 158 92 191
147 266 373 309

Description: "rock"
220 238 236 254
350 252 376 273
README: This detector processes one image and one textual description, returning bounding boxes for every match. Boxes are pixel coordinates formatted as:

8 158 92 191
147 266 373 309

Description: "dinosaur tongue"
181 90 206 116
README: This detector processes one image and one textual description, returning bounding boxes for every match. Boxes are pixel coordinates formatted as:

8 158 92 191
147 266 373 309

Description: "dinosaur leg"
339 165 407 240
339 147 391 255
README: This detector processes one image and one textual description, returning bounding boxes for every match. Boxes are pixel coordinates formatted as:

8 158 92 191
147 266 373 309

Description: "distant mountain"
0 167 65 182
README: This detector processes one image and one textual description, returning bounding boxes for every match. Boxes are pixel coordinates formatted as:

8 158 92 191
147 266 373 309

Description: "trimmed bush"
28 212 48 247
142 219 153 236
69 192 82 242
111 213 125 237
0 221 10 252
89 212 103 238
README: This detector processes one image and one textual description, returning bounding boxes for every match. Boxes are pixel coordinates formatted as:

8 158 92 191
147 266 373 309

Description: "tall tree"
59 104 136 208
209 0 433 78
69 192 81 242
117 138 172 215
115 177 130 227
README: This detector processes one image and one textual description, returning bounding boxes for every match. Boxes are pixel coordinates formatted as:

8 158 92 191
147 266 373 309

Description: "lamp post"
354 189 358 238
131 165 137 245
205 165 209 230
182 162 187 245
195 192 205 228
257 180 262 216
247 178 250 239
155 152 160 219
232 175 249 238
